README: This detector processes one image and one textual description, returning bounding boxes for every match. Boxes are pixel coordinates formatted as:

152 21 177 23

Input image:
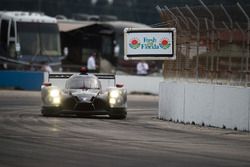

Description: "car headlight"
109 89 125 107
48 89 61 105
52 97 61 105
109 98 116 105
109 90 120 98
49 89 60 97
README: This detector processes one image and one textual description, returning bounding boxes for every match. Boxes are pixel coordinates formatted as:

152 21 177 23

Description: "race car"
41 71 127 119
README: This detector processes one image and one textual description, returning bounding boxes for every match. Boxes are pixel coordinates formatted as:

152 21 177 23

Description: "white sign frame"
124 28 176 60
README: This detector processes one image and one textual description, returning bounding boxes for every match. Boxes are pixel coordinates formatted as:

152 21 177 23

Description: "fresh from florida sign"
124 28 176 60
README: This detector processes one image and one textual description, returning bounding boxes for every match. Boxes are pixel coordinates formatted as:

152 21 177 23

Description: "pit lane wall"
0 71 44 90
159 80 250 131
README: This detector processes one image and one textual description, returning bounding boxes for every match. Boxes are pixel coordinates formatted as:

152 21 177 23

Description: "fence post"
221 4 233 84
237 3 250 86
199 0 216 80
204 18 210 80
186 5 200 80
235 22 246 85
175 7 192 78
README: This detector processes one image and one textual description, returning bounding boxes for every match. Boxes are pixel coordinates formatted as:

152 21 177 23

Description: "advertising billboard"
124 28 176 60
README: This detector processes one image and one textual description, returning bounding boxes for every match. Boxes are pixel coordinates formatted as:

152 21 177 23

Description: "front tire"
109 114 127 119
109 109 127 119
41 107 59 117
109 110 127 119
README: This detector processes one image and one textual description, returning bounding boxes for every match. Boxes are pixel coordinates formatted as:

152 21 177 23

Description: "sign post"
124 28 176 60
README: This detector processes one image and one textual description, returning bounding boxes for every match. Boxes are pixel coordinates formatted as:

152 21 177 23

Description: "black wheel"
109 113 127 119
41 110 56 117
109 108 127 119
41 107 59 117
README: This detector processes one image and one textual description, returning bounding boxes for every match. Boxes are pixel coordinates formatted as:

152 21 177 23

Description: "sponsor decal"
129 38 140 49
159 38 170 49
129 37 171 50
124 28 176 60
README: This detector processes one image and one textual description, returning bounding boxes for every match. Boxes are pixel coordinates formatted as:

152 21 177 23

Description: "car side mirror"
116 83 123 88
43 82 52 87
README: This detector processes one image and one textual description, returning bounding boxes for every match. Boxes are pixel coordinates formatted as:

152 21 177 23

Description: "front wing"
41 92 127 118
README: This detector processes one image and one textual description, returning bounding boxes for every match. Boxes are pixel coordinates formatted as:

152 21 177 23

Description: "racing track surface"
0 90 250 167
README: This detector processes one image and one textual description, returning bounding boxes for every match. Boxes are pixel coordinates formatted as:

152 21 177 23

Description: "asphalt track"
0 90 250 167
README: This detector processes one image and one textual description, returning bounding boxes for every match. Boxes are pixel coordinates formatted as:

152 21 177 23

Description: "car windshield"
67 76 100 89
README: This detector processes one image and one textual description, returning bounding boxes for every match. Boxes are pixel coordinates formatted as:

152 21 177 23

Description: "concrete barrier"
159 80 250 131
116 75 163 95
0 71 44 91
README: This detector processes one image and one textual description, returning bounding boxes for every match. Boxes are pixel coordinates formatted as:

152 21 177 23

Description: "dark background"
0 0 250 25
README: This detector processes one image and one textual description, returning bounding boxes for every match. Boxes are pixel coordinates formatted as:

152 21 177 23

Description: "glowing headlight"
109 98 116 105
48 89 61 105
49 89 60 97
52 97 61 105
109 90 120 98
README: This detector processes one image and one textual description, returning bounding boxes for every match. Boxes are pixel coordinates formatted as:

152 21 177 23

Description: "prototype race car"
41 71 127 119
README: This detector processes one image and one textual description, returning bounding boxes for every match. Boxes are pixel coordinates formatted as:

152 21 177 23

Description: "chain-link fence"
156 1 250 87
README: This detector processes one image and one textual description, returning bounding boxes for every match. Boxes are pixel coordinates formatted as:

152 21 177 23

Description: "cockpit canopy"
65 75 101 90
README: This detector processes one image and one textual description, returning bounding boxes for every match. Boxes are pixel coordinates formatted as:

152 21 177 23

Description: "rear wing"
94 73 115 80
43 73 74 89
94 74 116 90
48 73 74 79
44 72 116 90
